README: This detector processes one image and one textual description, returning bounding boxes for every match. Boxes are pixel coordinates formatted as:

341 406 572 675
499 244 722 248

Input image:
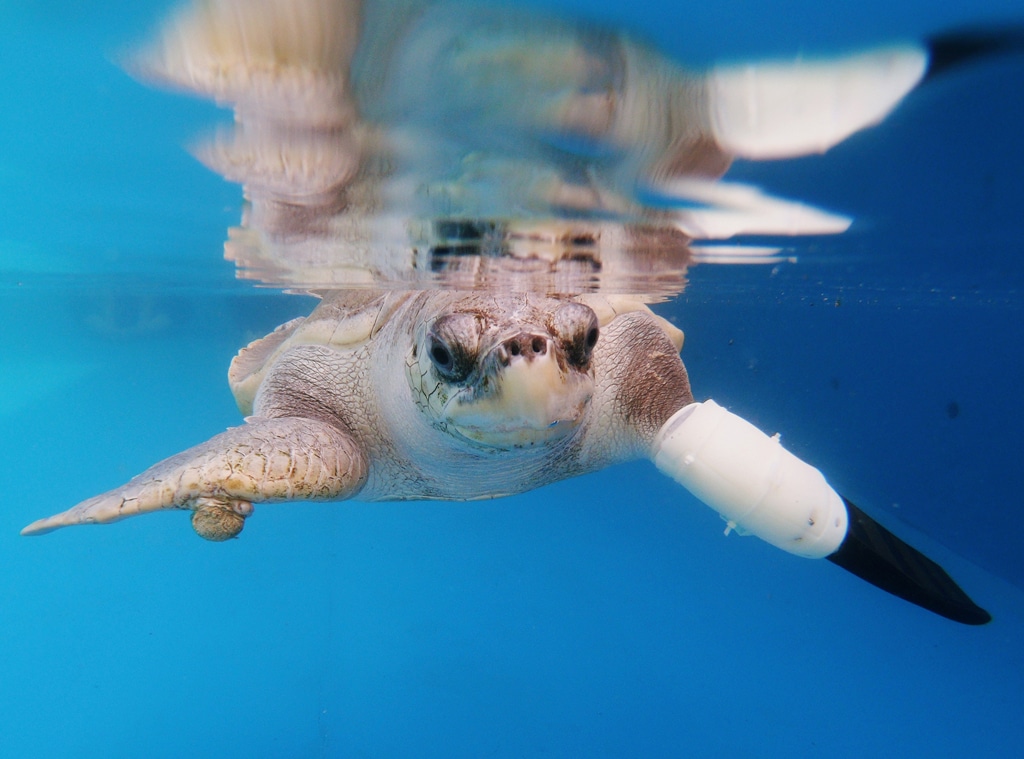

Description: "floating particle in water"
946 401 960 419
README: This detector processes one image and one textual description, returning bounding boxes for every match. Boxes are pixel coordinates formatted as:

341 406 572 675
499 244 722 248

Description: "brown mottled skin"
22 291 692 540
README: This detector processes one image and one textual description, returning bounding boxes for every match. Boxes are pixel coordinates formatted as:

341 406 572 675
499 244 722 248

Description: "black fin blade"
925 26 1024 83
827 498 991 625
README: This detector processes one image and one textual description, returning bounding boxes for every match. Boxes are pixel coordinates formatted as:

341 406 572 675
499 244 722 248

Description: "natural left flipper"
22 417 367 540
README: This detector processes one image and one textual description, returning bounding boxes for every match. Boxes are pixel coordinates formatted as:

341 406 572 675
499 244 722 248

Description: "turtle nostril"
504 333 548 359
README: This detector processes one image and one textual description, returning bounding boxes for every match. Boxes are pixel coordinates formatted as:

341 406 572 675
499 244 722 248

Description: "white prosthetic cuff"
651 400 848 558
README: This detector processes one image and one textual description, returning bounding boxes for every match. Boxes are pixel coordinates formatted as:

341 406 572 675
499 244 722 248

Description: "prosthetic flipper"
828 498 991 625
925 25 1024 83
652 401 990 625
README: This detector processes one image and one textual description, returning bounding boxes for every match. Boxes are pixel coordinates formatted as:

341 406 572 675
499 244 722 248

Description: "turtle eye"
552 302 599 367
575 323 599 365
429 336 455 372
426 312 479 383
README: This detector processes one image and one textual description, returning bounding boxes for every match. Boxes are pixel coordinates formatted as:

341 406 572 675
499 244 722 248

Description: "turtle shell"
228 290 412 415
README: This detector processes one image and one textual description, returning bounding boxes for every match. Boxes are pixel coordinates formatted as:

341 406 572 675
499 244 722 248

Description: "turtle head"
407 296 598 449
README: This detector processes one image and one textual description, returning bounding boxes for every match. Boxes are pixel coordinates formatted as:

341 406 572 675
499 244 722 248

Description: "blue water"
3 1 1024 756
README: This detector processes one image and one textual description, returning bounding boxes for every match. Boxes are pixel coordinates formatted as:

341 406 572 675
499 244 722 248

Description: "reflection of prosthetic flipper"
828 498 991 625
652 400 990 625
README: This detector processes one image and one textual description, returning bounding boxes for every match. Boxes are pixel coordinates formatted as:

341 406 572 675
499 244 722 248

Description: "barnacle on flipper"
190 498 253 541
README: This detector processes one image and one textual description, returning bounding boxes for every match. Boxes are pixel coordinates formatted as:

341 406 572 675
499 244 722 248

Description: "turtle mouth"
441 340 593 449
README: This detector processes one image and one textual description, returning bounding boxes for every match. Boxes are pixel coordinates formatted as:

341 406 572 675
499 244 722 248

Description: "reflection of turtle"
24 290 989 624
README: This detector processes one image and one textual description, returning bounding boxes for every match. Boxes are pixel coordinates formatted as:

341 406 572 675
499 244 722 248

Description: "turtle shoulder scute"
228 291 415 416
229 316 306 414
572 295 684 352
300 290 414 348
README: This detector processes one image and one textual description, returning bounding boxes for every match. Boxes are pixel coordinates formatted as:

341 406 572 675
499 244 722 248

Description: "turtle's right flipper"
22 417 367 540
651 400 990 625
924 25 1024 82
827 498 991 625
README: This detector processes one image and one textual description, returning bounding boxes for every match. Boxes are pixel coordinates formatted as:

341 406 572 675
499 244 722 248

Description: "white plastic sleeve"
651 400 848 558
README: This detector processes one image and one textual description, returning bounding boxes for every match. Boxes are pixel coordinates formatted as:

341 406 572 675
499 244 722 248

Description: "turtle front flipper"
21 417 367 540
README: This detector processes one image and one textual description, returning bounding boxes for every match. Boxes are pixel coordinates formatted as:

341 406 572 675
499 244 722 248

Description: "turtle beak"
444 332 593 448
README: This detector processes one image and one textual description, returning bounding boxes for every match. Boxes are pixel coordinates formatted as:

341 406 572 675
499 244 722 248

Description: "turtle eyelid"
426 314 479 382
431 312 482 341
550 302 599 367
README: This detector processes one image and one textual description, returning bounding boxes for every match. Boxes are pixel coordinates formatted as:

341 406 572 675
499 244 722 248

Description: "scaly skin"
22 292 691 539
21 418 367 537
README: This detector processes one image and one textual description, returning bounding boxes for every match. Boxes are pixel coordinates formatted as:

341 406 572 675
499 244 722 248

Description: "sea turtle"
22 289 990 624
22 291 690 539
